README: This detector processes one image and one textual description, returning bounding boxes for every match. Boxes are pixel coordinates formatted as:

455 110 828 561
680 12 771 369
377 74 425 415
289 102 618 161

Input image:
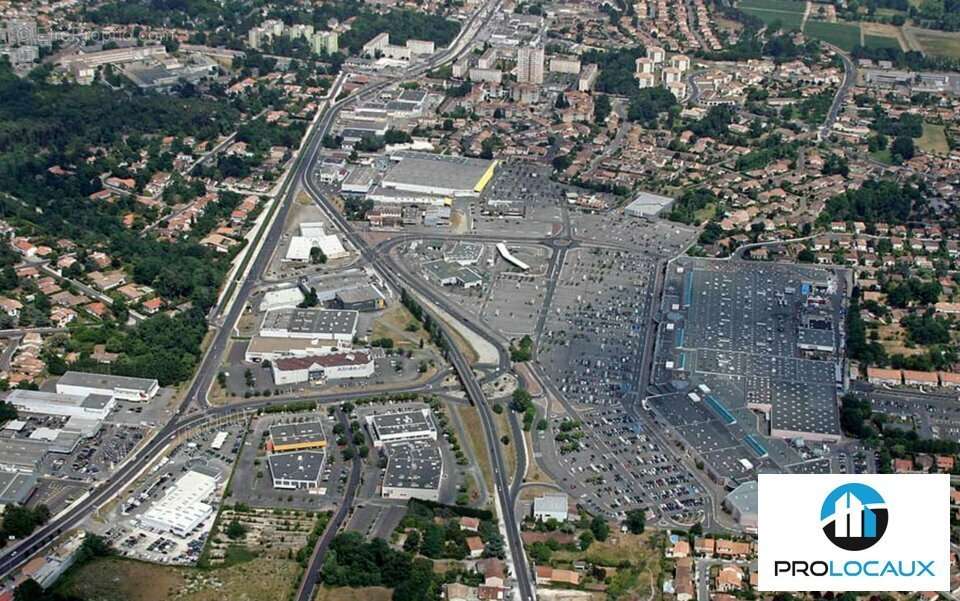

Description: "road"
294 409 362 601
819 45 856 140
291 6 535 599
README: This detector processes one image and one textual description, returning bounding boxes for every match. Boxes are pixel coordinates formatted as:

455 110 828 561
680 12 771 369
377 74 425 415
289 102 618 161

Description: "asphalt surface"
819 45 856 140
294 409 361 601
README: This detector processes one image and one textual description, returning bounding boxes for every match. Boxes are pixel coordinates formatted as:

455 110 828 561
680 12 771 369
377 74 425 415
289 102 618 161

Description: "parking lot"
539 247 655 406
230 411 347 511
572 211 698 255
97 422 246 565
538 404 705 524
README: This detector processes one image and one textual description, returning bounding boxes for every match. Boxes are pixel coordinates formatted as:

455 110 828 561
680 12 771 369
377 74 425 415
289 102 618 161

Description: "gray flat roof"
58 371 158 392
370 409 435 438
336 286 382 304
262 308 359 335
0 438 48 470
0 470 38 505
81 394 114 410
383 440 442 490
625 191 674 216
725 480 758 515
269 421 326 447
268 451 325 482
383 152 493 193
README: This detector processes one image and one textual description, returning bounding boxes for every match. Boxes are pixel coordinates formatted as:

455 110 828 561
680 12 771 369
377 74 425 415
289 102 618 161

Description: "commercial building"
381 152 497 198
5 389 115 421
625 191 675 217
269 421 327 453
260 308 359 342
285 230 348 262
59 45 167 69
366 408 438 447
532 493 569 522
340 165 378 195
333 286 385 312
723 480 758 532
424 261 484 288
516 45 545 84
139 470 216 537
268 451 326 489
270 351 375 385
56 371 159 402
381 440 442 501
244 336 350 363
0 470 37 506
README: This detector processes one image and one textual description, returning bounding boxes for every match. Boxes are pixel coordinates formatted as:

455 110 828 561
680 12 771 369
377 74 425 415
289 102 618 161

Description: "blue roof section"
744 434 768 458
801 282 811 295
683 271 694 307
675 326 684 347
705 395 736 425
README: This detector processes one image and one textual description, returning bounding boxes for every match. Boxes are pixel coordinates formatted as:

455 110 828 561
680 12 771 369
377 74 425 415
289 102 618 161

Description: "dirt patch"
58 557 302 601
371 305 429 349
455 404 494 496
314 586 393 601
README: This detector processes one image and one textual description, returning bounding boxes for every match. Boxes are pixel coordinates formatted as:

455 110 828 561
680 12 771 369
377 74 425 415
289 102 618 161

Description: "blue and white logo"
820 483 889 551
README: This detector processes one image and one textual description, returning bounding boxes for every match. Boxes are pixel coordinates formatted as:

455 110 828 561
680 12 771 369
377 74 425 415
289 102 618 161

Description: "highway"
0 5 537 600
291 5 536 599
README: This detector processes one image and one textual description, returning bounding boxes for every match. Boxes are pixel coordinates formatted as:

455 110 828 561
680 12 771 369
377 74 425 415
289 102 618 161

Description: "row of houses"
865 367 960 388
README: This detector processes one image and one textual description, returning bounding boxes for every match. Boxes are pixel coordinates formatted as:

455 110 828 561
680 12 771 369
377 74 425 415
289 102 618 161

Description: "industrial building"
56 371 159 402
5 389 115 421
366 408 438 447
0 470 38 506
270 351 375 386
380 440 442 501
424 261 483 288
333 286 385 312
381 152 497 198
260 308 358 342
139 470 216 538
269 421 327 453
269 451 326 489
532 493 569 522
723 481 758 532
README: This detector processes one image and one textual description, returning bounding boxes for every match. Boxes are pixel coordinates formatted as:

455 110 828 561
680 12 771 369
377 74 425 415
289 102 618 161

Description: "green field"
740 0 806 12
739 0 806 30
917 123 950 155
864 34 902 50
911 28 960 59
804 20 862 51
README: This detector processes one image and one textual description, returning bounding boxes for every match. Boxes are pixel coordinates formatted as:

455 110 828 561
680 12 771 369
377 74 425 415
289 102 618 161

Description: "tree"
594 94 612 124
225 519 247 540
624 509 646 534
578 529 594 550
403 529 421 553
590 516 609 542
891 135 916 162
